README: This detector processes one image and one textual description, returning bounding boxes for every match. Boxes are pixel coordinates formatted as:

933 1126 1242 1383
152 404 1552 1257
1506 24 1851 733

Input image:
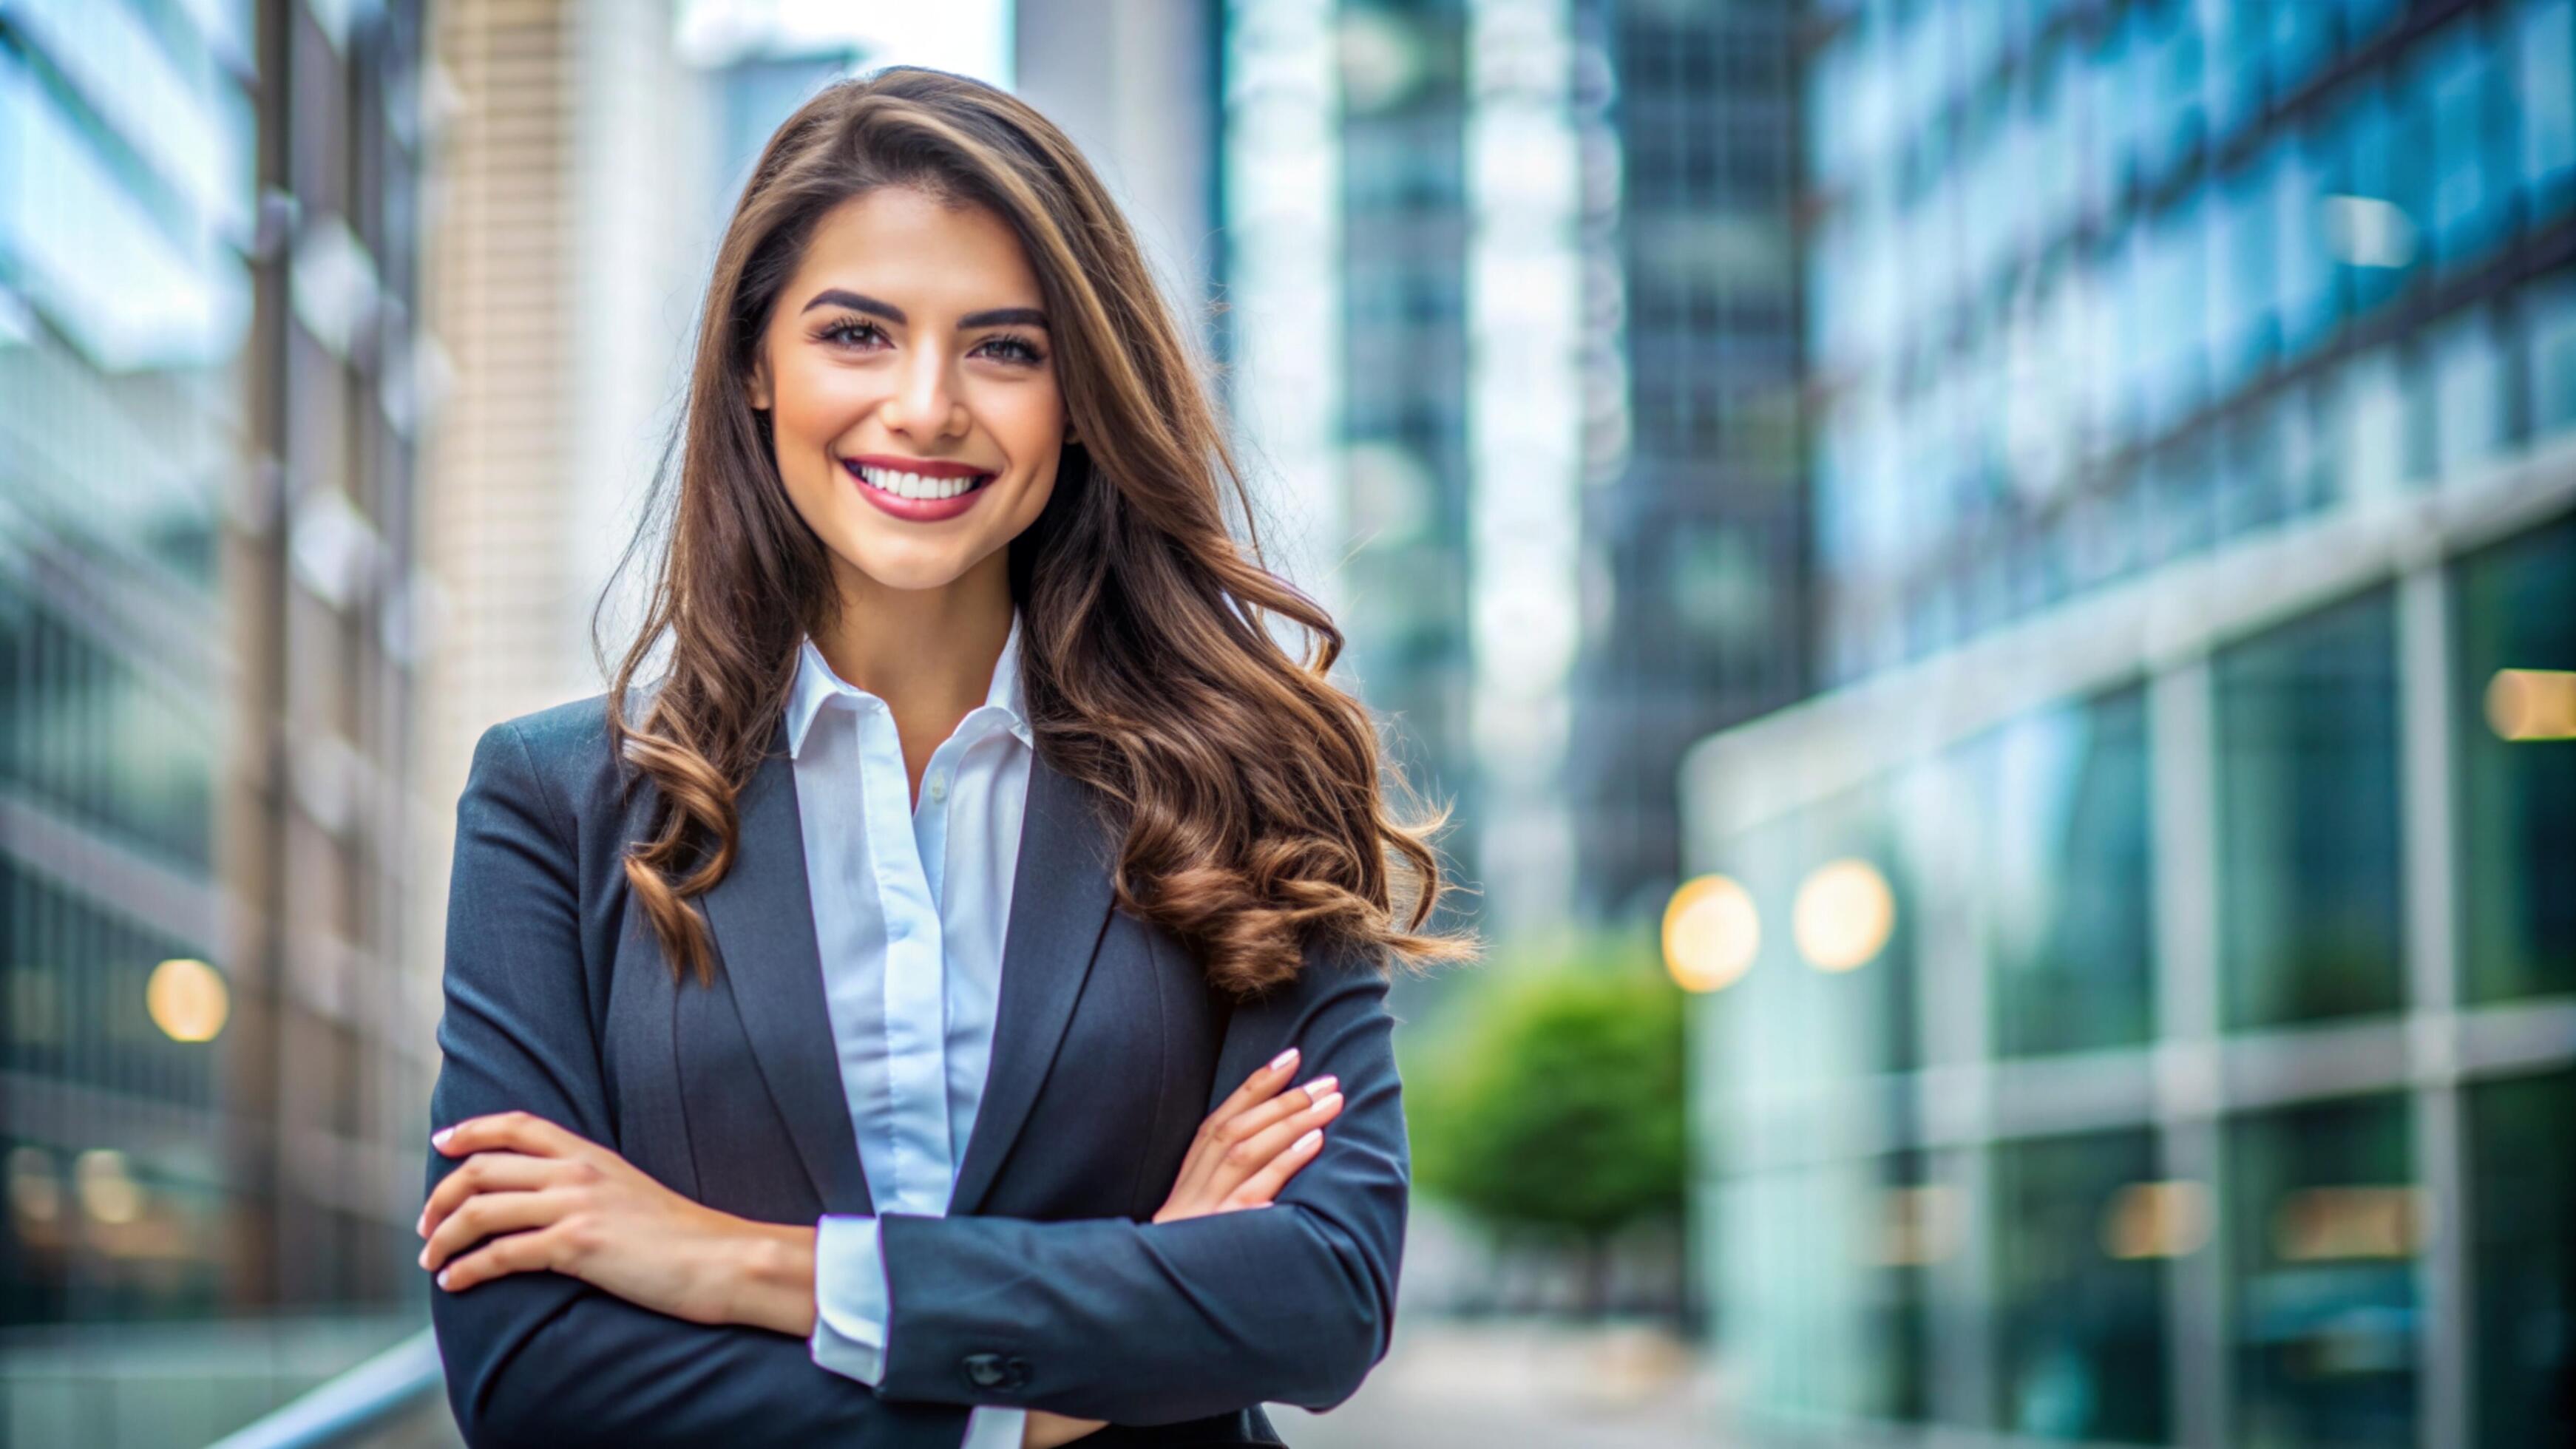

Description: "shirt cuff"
809 1214 889 1385
964 1407 1028 1449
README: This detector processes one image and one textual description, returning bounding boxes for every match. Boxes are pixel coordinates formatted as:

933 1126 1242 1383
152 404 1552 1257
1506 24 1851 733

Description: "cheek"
772 362 879 450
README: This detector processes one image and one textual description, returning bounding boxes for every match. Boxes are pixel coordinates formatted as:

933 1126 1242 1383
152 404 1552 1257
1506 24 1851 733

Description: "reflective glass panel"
1981 687 2155 1058
2228 1095 2419 1448
2468 1070 2576 1447
2453 512 2576 1003
1990 1129 2171 1442
2214 589 2405 1029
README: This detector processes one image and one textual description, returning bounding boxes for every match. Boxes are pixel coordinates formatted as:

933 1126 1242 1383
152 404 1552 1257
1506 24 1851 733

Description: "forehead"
786 186 1042 314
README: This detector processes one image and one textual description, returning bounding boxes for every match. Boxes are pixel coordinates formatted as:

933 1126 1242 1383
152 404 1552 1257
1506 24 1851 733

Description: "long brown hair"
600 66 1471 995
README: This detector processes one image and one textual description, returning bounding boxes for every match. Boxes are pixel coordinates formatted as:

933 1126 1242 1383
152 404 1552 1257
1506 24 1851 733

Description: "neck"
813 550 1014 719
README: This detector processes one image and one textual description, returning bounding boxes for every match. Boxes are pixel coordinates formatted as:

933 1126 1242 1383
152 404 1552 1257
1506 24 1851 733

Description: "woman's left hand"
419 1112 815 1336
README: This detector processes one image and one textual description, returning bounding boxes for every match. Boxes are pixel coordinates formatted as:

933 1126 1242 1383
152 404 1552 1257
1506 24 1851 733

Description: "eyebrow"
799 288 1048 330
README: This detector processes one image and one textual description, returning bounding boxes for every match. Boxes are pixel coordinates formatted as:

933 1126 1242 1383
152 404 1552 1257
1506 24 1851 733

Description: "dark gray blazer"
426 695 1409 1448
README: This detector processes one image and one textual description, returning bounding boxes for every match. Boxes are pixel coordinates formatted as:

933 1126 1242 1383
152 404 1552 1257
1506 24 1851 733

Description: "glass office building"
1 1 433 1439
1567 0 1807 922
1682 0 2576 1445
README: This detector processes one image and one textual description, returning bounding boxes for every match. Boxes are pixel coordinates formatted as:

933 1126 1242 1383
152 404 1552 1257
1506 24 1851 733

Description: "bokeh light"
2100 1181 2214 1260
1791 858 1895 973
1661 875 1759 993
75 1150 145 1226
2486 668 2576 742
146 958 229 1043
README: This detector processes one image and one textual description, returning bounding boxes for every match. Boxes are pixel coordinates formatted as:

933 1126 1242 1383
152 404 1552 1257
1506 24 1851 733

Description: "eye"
974 333 1046 366
817 317 888 350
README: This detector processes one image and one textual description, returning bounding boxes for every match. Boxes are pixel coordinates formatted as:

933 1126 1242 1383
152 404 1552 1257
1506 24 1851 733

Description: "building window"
2452 512 2576 1005
2214 588 2405 1031
2228 1094 2419 1448
1990 1129 2171 1442
1980 687 2157 1059
2469 1069 2576 1448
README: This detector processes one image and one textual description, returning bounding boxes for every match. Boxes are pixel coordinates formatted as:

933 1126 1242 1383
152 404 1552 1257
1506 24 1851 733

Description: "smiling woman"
420 64 1471 1449
751 194 1064 561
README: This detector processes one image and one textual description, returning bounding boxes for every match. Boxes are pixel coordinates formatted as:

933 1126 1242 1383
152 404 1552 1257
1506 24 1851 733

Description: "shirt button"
927 774 948 803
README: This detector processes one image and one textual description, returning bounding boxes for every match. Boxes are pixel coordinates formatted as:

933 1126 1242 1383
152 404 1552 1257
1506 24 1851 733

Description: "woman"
414 66 1466 1449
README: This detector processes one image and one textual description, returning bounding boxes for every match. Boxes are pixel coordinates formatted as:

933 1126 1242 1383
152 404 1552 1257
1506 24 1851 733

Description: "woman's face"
748 186 1066 598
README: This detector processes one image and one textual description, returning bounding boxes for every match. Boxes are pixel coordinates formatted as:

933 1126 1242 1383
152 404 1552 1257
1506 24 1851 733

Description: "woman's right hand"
1154 1045 1343 1224
1023 1048 1342 1449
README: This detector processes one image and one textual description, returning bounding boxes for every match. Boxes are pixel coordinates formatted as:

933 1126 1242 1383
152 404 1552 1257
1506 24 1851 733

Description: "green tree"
1409 962 1687 1314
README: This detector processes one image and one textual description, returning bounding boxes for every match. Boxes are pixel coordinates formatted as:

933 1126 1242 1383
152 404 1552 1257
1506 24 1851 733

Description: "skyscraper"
1569 0 1807 923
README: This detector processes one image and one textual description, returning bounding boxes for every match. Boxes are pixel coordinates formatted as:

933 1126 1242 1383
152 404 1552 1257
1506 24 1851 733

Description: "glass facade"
2214 588 2405 1030
1990 1129 2167 1442
2468 1070 2576 1447
1 0 431 1438
1686 1 2576 1445
1979 687 2155 1059
1800 0 2576 686
2228 1095 2419 1448
1565 0 1806 920
2453 515 2576 1005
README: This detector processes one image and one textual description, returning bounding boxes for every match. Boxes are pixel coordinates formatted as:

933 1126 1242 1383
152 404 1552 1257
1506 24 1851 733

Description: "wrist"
722 1219 818 1337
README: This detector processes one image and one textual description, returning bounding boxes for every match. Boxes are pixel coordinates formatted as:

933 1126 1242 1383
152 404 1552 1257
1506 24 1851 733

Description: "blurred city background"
2 0 2572 1445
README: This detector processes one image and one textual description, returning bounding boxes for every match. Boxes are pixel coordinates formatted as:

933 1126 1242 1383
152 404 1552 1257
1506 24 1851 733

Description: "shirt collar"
785 610 1033 759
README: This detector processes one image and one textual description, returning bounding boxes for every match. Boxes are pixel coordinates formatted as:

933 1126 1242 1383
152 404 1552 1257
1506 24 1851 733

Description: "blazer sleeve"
426 719 975 1449
872 936 1409 1425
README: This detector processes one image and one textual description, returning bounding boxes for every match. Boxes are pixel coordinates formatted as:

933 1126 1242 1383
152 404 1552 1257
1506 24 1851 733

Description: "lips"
841 457 996 523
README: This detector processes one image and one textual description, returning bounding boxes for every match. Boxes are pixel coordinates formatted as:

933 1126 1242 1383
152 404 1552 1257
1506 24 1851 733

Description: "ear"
746 355 773 412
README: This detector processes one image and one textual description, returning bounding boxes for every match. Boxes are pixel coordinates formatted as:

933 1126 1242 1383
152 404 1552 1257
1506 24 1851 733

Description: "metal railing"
200 1329 444 1449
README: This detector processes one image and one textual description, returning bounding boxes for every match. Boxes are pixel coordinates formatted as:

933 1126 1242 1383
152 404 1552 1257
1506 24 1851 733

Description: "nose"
880 342 969 441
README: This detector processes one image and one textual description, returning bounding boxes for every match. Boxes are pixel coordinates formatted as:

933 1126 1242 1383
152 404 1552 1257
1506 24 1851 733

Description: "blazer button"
962 1352 1009 1390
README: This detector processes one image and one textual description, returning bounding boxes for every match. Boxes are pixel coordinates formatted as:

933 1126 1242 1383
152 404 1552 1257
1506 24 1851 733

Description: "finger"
418 1152 571 1240
1197 1047 1304 1141
1170 1048 1306 1202
421 1189 572 1274
1224 1126 1326 1210
1205 1073 1338 1161
435 1222 569 1293
433 1110 583 1161
1205 1089 1343 1201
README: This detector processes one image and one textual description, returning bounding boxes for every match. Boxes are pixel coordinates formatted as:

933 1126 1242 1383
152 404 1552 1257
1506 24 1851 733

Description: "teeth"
855 464 986 500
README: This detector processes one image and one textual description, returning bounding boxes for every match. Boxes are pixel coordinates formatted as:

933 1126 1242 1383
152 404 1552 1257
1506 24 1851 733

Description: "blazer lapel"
946 750 1118 1217
698 716 874 1217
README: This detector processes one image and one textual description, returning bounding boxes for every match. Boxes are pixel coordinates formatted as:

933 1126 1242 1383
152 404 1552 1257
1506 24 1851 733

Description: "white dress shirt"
787 611 1033 1449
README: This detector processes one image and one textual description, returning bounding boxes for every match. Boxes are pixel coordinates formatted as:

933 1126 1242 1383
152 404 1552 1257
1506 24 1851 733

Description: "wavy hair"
600 66 1472 995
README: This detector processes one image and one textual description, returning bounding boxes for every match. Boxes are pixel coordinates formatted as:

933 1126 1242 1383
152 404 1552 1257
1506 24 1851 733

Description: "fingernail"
416 1248 429 1269
431 1127 454 1149
1294 1128 1323 1153
1315 1092 1343 1115
1268 1047 1298 1072
436 1268 453 1289
1298 1075 1338 1099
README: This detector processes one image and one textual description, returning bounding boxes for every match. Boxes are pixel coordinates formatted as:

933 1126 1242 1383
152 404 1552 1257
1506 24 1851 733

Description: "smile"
841 457 997 522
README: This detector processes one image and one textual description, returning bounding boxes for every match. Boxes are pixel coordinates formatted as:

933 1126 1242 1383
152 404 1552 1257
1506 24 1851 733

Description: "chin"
833 537 992 594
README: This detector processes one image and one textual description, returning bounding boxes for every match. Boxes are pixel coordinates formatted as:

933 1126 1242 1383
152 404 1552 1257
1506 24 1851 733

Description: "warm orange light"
2101 1180 2213 1260
2486 668 2576 742
1792 858 1895 972
1662 875 1759 993
2272 1186 2427 1262
146 958 228 1043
